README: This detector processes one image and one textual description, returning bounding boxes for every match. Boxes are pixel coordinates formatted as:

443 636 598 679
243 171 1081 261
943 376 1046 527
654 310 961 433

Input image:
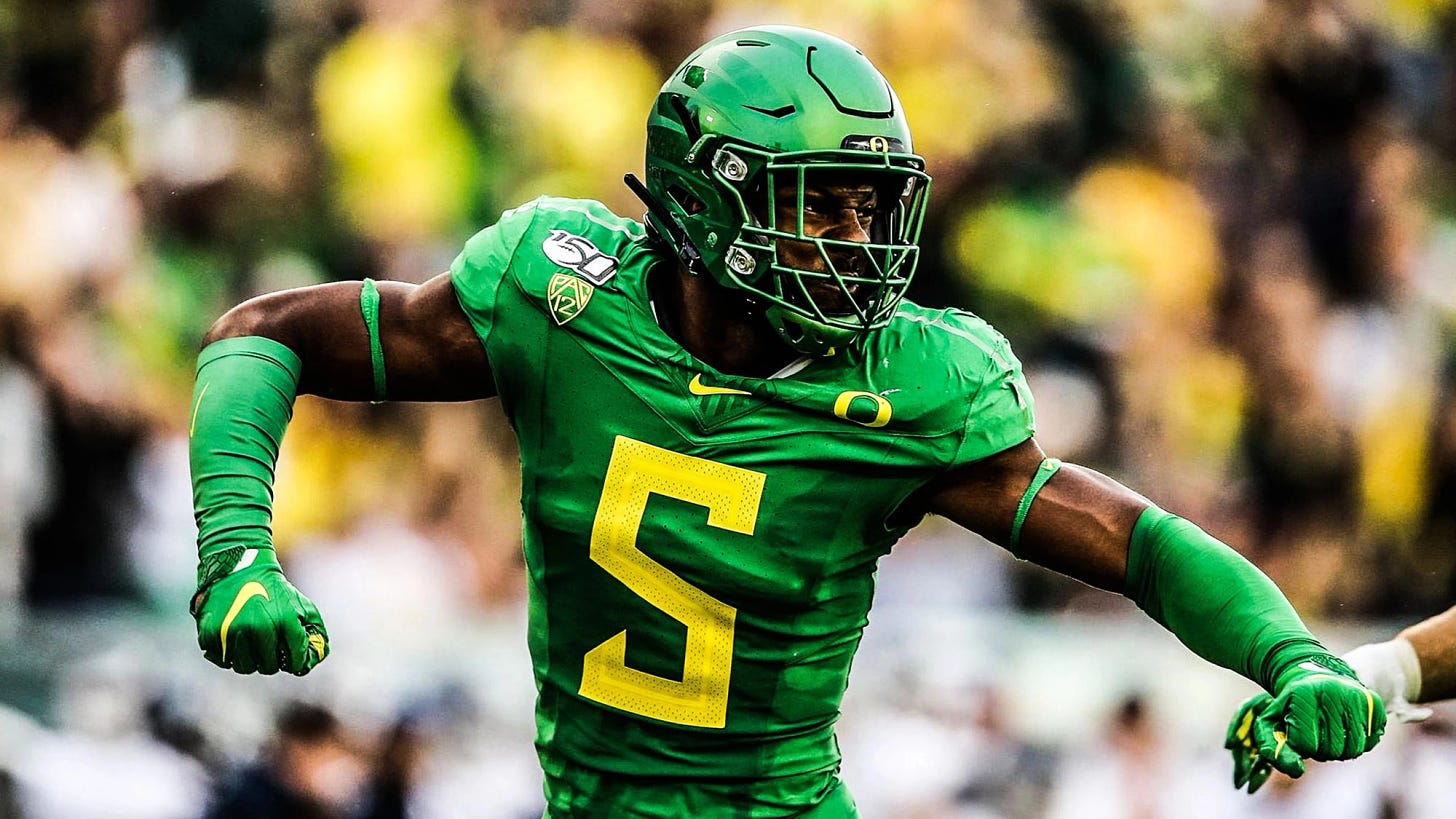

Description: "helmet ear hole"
667 185 706 215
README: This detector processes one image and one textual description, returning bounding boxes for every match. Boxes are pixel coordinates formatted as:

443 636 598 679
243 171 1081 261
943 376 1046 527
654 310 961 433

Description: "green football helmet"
629 25 932 355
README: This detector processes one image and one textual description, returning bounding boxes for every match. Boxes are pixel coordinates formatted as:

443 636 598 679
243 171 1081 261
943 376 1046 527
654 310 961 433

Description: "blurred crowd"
3 0 1456 816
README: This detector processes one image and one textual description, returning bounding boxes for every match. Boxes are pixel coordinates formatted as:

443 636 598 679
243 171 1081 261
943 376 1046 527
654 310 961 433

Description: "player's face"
768 175 881 317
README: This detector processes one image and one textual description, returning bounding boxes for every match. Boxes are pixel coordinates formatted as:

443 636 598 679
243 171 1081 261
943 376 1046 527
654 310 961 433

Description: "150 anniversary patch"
543 230 619 285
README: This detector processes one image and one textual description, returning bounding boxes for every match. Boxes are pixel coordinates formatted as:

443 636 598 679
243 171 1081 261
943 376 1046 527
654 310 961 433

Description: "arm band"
1009 457 1061 557
1125 506 1325 692
360 278 387 401
189 336 300 589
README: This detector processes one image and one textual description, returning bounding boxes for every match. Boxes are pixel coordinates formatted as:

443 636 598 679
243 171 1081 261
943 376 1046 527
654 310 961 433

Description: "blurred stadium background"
2 0 1456 816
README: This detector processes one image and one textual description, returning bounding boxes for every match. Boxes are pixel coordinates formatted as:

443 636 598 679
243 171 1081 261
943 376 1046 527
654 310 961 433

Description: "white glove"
1344 638 1432 723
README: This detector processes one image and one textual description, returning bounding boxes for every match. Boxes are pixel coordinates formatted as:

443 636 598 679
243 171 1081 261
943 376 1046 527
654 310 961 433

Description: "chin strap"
630 173 767 326
764 304 858 357
624 173 706 277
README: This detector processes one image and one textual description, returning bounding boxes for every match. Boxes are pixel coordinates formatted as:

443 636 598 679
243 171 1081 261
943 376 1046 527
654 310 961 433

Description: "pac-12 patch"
548 272 595 325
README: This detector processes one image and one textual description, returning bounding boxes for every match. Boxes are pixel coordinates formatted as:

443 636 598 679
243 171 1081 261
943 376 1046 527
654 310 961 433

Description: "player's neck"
652 264 800 378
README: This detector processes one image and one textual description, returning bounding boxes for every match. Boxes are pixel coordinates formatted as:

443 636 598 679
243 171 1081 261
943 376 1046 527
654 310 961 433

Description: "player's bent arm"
923 440 1384 771
189 273 491 676
203 273 494 401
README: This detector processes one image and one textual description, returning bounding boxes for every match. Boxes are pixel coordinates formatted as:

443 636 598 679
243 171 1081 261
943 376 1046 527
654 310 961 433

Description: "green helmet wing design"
637 26 932 355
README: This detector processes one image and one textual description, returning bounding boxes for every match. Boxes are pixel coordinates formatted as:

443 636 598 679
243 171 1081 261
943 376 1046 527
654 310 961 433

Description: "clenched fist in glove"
1224 654 1385 793
192 547 328 676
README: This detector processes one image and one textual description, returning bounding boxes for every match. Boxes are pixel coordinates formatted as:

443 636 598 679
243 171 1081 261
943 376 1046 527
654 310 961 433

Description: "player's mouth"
776 242 877 318
803 280 865 318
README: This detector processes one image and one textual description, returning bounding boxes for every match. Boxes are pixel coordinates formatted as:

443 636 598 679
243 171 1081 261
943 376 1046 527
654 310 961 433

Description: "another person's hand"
1223 655 1386 793
192 548 329 675
1344 639 1433 723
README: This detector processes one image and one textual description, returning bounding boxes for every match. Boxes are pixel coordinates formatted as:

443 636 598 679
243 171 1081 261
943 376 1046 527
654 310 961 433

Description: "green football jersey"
450 197 1035 798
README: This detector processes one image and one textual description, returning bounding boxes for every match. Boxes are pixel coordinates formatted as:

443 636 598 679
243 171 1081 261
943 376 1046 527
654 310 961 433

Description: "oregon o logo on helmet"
839 134 906 153
833 391 892 428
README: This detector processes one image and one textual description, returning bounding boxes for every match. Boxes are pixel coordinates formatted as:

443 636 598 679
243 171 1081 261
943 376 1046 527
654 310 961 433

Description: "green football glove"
1223 654 1386 793
191 547 329 675
1225 692 1278 793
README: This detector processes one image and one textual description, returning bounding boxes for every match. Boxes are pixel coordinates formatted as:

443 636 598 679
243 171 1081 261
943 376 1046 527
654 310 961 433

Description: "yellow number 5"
579 436 765 728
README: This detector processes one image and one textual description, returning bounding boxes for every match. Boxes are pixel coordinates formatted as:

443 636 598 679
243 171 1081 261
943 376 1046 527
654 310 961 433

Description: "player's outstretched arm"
920 439 1385 791
190 274 493 675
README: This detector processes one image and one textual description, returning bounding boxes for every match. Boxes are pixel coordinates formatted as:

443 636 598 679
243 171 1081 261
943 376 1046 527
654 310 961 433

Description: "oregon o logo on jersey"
543 230 619 285
833 391 892 428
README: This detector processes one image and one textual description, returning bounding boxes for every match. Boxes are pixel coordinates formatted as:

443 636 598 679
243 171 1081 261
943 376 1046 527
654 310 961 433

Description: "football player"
189 26 1384 816
1226 604 1456 793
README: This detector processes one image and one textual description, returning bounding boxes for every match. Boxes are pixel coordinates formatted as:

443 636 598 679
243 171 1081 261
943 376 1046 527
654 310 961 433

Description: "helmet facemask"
714 146 931 354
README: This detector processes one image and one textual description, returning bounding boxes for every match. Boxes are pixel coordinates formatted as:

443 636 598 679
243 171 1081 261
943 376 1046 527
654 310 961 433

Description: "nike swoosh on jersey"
688 373 751 397
220 581 270 662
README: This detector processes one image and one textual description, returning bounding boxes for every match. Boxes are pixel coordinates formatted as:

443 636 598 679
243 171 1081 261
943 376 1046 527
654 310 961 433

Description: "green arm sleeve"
189 336 300 589
1125 506 1325 693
